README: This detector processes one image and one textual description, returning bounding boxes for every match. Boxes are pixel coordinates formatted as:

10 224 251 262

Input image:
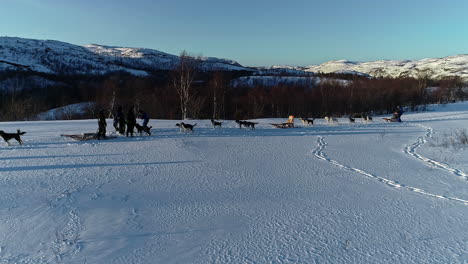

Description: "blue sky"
1 0 468 66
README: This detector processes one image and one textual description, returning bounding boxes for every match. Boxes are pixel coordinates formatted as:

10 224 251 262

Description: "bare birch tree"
209 71 227 119
172 51 198 120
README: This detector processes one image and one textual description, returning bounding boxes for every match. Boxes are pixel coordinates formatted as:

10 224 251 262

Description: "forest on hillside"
0 56 466 121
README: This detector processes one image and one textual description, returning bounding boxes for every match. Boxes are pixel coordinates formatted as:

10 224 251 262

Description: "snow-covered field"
0 103 467 263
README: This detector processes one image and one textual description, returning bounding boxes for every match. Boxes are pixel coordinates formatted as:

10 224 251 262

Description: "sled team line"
1 106 404 144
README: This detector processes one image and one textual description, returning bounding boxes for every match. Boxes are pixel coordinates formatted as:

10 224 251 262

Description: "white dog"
325 116 338 124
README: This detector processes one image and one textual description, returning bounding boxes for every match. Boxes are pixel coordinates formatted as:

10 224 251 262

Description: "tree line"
0 54 466 121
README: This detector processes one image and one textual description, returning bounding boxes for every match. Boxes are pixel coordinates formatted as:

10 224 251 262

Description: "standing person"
97 110 107 140
138 110 150 127
126 106 136 137
396 106 404 122
117 106 126 135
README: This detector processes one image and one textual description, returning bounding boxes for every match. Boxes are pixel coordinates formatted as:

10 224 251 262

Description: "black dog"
299 117 315 126
235 120 258 129
364 116 373 122
0 130 26 145
210 119 223 128
135 123 152 135
176 122 197 132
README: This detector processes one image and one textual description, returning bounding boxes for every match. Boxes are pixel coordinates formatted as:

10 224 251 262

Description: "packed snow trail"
313 136 468 205
404 124 468 181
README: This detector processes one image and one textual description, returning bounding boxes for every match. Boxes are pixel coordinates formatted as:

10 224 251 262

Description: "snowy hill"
0 102 467 263
3 37 468 81
36 102 95 120
305 56 468 80
0 37 250 76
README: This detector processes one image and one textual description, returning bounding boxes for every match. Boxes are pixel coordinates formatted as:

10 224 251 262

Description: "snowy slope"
305 56 468 80
0 103 467 263
3 37 468 80
36 102 95 120
0 37 250 75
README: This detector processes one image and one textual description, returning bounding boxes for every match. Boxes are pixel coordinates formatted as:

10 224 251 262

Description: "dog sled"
383 117 400 123
61 133 117 141
271 115 295 129
383 112 401 123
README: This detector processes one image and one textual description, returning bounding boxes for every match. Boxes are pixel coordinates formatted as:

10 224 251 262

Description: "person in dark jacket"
113 112 119 131
97 110 107 140
396 106 404 122
117 106 126 135
138 110 150 127
126 106 136 137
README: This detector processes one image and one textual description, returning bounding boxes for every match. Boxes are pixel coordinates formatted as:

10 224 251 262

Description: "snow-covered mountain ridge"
2 36 468 80
301 55 468 80
0 37 250 75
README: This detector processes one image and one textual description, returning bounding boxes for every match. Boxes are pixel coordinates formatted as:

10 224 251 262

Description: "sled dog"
0 130 26 145
235 120 257 129
325 116 338 124
210 119 223 128
299 117 314 126
135 123 152 135
176 122 197 132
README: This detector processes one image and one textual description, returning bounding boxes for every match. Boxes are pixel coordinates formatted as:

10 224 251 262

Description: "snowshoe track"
313 136 468 205
404 124 468 181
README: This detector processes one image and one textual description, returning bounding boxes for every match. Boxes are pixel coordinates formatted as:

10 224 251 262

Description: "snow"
0 103 467 263
3 36 468 81
305 55 468 80
36 102 95 120
0 37 250 76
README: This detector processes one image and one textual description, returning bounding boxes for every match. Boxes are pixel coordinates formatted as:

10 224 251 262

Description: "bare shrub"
430 129 468 149
455 129 468 145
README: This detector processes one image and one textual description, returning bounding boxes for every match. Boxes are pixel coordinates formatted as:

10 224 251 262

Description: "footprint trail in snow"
404 124 468 181
313 136 468 205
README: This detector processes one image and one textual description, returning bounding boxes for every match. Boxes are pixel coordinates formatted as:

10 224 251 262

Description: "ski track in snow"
313 136 468 205
404 124 468 181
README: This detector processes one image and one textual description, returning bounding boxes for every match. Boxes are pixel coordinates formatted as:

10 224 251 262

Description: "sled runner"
61 133 117 141
271 115 295 128
382 118 399 122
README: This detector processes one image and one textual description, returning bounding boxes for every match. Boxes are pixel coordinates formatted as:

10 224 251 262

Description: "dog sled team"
1 105 405 145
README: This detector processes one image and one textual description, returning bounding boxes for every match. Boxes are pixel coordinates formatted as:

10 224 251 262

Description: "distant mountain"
0 37 251 76
302 56 468 80
2 37 468 81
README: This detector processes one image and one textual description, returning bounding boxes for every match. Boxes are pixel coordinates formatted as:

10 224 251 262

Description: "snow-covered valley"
0 103 467 263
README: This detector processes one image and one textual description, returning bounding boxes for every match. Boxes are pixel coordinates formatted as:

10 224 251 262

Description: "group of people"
96 106 150 139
